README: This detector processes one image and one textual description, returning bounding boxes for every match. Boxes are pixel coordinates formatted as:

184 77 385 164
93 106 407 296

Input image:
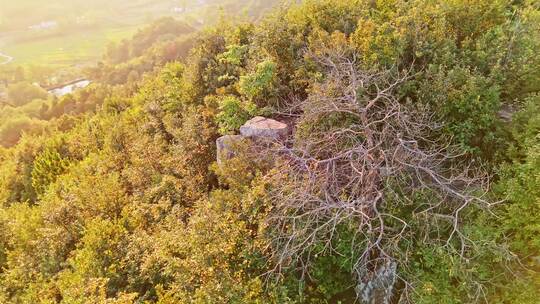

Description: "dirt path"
0 52 13 65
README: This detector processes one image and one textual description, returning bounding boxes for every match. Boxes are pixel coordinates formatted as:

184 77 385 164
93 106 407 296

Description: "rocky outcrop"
498 104 517 122
239 116 289 140
216 116 289 164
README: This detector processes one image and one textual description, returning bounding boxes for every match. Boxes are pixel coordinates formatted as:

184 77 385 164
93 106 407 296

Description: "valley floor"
0 52 13 65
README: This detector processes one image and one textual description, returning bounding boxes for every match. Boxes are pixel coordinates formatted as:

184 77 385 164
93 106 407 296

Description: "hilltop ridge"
0 1 539 303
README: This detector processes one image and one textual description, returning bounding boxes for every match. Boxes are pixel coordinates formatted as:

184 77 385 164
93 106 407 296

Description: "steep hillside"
0 1 539 303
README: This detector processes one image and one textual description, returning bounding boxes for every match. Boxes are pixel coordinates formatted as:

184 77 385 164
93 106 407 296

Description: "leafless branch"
257 50 496 303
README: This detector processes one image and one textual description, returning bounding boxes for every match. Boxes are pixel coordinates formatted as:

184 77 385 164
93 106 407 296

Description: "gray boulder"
240 116 289 140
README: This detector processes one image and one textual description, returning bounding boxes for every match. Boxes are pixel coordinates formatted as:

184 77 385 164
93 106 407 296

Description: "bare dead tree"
260 49 494 303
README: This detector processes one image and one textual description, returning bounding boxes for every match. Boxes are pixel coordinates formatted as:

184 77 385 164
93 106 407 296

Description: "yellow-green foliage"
31 143 70 196
0 1 539 303
238 60 277 101
6 82 48 107
214 95 258 135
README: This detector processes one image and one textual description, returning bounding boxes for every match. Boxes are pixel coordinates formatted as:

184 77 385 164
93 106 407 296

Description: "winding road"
0 52 13 65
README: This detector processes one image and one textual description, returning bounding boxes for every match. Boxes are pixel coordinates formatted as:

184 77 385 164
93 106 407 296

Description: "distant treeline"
0 17 199 148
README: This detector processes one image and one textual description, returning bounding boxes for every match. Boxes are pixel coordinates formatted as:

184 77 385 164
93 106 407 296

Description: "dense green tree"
7 82 48 107
31 143 70 196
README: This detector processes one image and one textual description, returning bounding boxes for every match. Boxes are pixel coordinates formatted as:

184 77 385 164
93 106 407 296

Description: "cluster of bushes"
0 82 120 148
0 0 539 303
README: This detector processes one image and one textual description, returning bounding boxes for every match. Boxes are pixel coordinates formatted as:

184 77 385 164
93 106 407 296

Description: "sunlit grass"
2 26 139 67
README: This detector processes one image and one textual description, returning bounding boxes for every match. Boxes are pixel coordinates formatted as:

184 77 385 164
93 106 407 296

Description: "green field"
0 0 277 68
1 27 139 67
0 0 176 67
0 0 195 67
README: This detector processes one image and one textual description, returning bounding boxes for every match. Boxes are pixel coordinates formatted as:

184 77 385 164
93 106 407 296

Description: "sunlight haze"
0 1 539 303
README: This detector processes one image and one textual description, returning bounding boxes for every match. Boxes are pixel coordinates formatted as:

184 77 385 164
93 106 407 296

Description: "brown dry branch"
258 50 495 302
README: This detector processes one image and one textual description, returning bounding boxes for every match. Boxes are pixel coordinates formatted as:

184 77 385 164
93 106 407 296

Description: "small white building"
172 7 184 13
29 21 58 30
48 80 91 97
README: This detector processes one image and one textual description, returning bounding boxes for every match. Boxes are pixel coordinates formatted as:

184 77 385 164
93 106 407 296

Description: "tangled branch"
261 50 494 302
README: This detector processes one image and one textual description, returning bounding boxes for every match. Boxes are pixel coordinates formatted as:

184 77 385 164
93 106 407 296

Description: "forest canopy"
0 0 539 303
